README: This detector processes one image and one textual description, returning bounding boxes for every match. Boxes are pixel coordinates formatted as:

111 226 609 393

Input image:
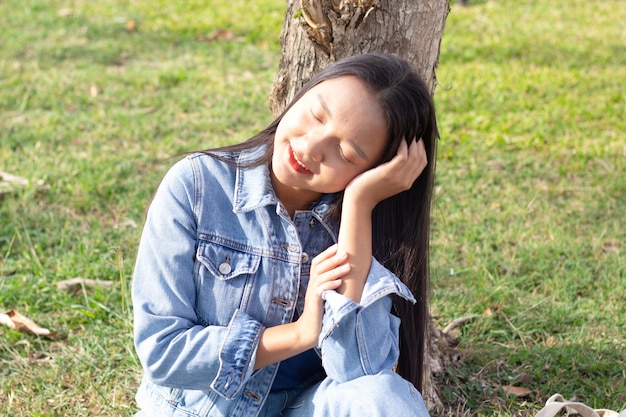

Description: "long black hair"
205 53 438 391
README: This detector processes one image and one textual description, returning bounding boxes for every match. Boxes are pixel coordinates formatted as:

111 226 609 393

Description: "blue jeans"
258 371 430 417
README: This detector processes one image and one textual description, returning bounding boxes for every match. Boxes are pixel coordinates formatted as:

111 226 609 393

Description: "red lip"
288 145 313 174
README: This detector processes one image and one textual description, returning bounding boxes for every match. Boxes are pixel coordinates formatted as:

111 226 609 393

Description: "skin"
255 75 428 370
270 76 389 215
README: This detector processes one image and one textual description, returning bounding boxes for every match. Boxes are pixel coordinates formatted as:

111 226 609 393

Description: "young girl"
132 53 438 417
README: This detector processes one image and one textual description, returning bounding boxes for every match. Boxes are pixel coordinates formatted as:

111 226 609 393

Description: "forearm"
336 195 375 303
333 138 427 304
254 321 316 370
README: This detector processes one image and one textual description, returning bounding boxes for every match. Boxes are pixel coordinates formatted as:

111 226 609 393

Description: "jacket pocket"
194 241 261 326
137 378 220 417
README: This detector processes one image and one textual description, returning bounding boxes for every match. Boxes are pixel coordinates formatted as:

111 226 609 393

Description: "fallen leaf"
115 218 138 229
199 29 237 42
29 352 54 365
56 277 113 294
511 373 533 385
483 300 505 317
0 170 29 195
500 385 533 397
0 309 55 340
57 8 73 17
602 242 620 254
0 171 44 195
488 160 506 171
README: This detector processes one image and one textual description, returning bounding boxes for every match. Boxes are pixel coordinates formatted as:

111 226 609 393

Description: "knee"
321 371 429 417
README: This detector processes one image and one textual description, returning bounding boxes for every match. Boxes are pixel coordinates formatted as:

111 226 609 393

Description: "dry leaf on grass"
511 373 533 385
483 300 505 317
56 277 113 294
0 171 45 195
499 385 533 397
57 8 73 17
126 20 137 32
0 309 56 340
198 29 238 42
602 241 620 254
0 170 29 195
29 351 54 365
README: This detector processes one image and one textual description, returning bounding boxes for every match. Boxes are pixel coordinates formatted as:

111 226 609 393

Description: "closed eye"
338 145 354 164
310 109 323 123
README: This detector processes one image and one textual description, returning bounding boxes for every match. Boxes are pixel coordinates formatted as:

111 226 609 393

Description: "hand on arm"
253 245 349 369
337 138 428 303
254 139 427 369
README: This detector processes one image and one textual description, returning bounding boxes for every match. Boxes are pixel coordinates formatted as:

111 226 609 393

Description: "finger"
311 244 339 266
382 138 426 189
311 257 350 284
377 139 409 172
388 138 419 172
411 138 428 175
412 138 427 165
397 137 408 155
311 247 348 271
317 278 343 293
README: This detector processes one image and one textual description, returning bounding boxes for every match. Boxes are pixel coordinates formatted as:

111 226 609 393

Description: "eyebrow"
317 94 369 162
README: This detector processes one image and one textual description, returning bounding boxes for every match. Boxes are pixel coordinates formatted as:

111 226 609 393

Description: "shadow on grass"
438 343 626 416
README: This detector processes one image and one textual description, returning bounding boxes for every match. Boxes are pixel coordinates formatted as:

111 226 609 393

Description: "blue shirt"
272 307 323 391
132 147 416 417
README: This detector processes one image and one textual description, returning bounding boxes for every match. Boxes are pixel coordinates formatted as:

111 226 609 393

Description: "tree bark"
270 0 449 113
270 0 451 412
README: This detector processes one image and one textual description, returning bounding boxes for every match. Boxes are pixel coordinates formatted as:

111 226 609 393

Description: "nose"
304 129 329 163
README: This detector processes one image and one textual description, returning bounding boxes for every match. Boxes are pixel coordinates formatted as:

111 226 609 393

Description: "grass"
0 0 624 415
432 0 625 414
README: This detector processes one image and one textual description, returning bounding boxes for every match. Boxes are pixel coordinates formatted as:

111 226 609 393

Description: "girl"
132 53 438 417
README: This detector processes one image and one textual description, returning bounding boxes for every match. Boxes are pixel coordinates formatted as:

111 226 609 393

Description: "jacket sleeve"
318 258 416 383
132 157 262 397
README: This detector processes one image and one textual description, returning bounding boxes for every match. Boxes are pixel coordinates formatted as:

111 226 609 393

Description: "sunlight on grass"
432 0 625 413
1 0 284 415
1 0 624 415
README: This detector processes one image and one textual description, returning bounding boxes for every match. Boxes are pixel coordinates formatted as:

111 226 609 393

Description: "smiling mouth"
289 146 313 174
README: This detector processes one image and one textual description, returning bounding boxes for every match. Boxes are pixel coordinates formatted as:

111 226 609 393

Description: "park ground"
1 0 624 415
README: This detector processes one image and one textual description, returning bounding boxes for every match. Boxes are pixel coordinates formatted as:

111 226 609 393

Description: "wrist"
294 315 320 350
342 189 377 214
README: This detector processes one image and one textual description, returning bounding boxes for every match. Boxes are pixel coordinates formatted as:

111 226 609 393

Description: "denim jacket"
132 147 416 417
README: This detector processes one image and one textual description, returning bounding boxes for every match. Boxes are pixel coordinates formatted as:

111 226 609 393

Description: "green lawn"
1 0 624 415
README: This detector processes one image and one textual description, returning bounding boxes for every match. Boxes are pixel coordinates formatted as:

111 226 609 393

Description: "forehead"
308 75 374 102
309 76 388 161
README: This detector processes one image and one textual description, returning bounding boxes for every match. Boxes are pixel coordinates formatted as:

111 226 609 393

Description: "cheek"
327 166 364 188
278 105 305 132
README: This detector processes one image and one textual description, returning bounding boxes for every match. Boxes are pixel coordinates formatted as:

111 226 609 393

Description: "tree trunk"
270 0 449 113
269 0 451 412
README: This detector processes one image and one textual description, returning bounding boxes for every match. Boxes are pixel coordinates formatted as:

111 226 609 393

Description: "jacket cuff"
318 258 416 382
319 258 415 344
211 309 264 399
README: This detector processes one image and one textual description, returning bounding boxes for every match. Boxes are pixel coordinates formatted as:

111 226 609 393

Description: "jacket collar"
232 146 336 222
232 146 278 213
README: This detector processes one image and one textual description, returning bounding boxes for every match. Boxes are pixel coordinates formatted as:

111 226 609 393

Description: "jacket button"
301 252 309 263
218 262 232 274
